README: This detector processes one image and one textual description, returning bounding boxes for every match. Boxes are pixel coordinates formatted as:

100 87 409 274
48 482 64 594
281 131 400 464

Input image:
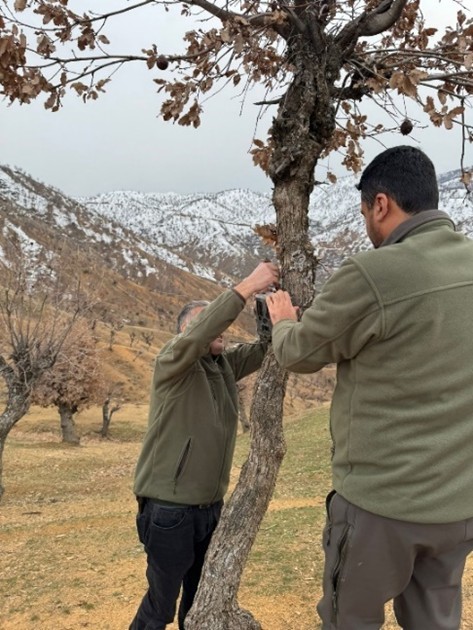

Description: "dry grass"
1 406 473 629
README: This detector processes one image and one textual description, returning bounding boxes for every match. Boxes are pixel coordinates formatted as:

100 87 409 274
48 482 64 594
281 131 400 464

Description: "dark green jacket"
273 211 473 523
134 289 266 505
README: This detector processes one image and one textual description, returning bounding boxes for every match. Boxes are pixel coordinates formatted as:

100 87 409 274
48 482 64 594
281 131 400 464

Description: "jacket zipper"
209 376 228 503
173 437 192 493
209 380 218 411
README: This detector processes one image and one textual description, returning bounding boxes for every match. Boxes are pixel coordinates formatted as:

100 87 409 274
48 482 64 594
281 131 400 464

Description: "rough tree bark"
58 402 80 445
0 364 32 499
186 33 337 629
0 436 5 500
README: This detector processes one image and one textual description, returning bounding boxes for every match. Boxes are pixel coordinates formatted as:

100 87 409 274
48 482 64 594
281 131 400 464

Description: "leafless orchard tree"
107 319 125 351
128 330 137 348
101 384 123 438
140 331 155 350
0 253 88 498
0 0 471 625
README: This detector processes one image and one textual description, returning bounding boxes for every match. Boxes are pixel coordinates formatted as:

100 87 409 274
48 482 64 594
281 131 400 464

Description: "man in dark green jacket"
130 261 279 630
266 146 473 630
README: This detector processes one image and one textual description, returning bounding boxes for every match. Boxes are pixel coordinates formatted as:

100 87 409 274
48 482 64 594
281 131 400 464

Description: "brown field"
1 405 473 630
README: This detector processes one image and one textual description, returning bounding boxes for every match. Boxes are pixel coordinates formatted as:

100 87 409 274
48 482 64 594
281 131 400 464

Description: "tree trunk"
185 355 287 629
101 399 120 438
0 434 6 501
187 35 340 628
101 399 112 438
0 377 32 500
59 402 80 444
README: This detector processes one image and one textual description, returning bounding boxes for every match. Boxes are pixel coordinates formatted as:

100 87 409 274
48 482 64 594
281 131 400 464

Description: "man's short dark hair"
176 300 210 333
356 146 439 214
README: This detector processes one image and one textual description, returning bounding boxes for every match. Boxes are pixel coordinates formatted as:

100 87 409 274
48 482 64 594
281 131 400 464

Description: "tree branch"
188 0 234 22
360 0 409 37
279 3 306 36
188 0 288 35
254 97 282 105
336 0 408 49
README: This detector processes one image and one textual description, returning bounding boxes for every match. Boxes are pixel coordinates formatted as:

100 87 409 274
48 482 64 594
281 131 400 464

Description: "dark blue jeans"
129 498 222 630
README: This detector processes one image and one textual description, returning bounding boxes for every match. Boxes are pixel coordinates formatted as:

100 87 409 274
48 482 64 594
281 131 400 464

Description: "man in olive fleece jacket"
266 146 473 630
130 261 279 630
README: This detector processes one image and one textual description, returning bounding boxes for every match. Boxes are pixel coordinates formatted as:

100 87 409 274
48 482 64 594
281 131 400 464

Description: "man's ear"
372 193 390 222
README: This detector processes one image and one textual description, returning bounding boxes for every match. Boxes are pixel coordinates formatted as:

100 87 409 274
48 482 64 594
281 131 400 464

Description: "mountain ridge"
79 168 473 287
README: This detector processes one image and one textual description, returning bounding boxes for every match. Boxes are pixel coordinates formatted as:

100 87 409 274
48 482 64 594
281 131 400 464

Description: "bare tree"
140 331 155 350
107 319 125 351
32 320 105 444
0 254 87 498
128 330 137 348
0 0 471 625
101 385 123 438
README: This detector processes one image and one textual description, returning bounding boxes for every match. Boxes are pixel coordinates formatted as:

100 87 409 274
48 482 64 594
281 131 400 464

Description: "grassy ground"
1 405 473 629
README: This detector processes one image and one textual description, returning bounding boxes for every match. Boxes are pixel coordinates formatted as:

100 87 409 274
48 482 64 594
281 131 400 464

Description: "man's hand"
266 290 298 325
234 262 279 300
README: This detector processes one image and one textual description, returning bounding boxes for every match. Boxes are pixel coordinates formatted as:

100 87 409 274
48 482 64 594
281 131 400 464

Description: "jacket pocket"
173 437 193 489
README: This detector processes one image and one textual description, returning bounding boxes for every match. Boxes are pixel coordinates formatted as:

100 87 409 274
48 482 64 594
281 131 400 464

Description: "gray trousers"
317 491 473 630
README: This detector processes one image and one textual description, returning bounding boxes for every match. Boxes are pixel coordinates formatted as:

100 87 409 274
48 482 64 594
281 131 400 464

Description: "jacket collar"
380 210 456 248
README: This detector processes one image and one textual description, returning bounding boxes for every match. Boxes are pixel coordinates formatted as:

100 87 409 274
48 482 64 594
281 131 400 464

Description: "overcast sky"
0 1 471 198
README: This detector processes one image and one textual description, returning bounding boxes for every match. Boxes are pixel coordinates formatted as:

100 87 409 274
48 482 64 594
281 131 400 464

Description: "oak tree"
32 320 106 444
0 0 472 625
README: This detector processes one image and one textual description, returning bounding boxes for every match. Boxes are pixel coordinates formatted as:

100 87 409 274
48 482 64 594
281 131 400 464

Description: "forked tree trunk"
101 398 121 438
187 35 338 628
58 402 80 444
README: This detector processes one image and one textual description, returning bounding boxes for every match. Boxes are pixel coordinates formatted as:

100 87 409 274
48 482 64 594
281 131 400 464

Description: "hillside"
0 166 258 404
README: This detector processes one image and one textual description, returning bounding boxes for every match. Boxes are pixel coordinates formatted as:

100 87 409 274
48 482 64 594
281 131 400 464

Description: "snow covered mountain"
78 188 274 283
79 170 473 287
0 165 232 331
0 163 471 305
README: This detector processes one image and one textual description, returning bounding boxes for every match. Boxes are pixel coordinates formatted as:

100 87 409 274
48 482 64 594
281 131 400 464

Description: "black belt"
138 496 218 510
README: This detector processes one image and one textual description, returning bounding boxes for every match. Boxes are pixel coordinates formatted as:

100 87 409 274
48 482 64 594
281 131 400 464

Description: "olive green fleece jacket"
133 289 266 505
272 211 473 524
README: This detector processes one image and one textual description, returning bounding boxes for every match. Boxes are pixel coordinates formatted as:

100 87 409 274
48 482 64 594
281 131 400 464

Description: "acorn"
400 118 413 136
156 55 169 71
